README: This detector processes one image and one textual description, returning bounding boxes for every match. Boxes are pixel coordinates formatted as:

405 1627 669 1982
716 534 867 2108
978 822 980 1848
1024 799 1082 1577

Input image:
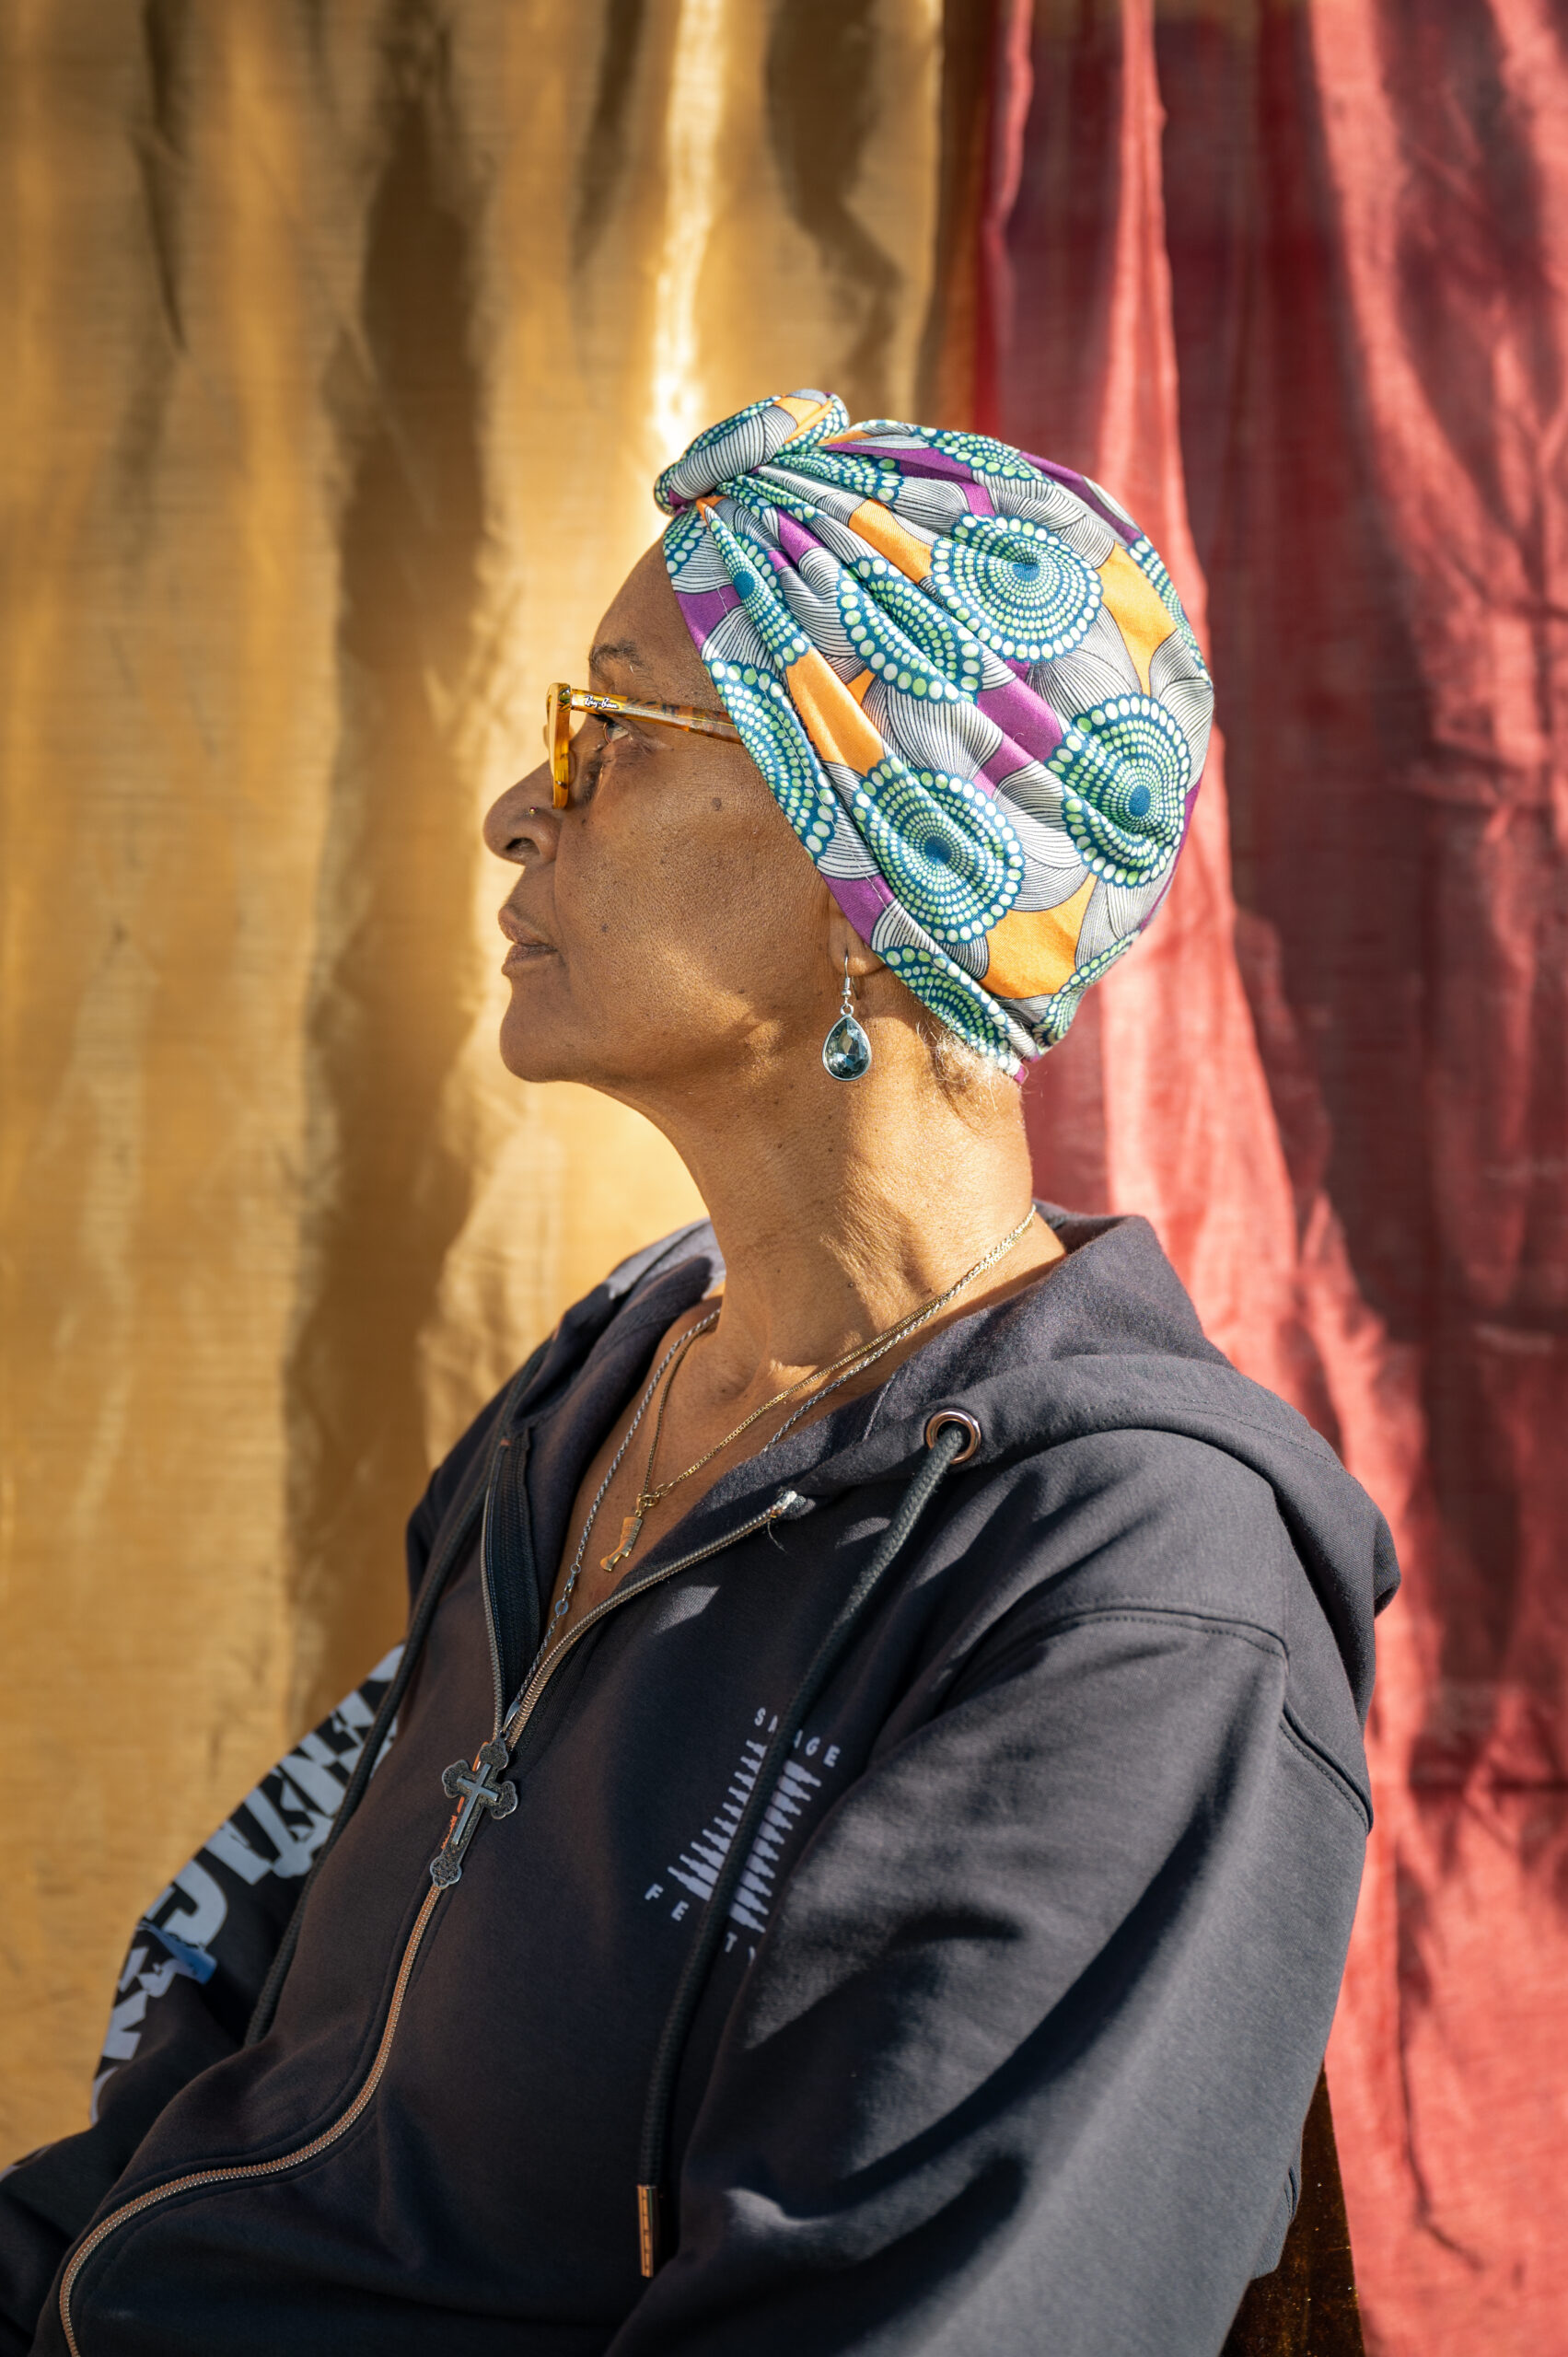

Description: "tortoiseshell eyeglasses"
543 681 743 808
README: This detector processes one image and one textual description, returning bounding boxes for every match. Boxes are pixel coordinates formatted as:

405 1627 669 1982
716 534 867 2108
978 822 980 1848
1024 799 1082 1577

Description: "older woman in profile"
2 395 1393 2357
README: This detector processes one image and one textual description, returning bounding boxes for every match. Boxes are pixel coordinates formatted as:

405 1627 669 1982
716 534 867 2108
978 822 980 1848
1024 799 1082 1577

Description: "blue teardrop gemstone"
822 1011 873 1081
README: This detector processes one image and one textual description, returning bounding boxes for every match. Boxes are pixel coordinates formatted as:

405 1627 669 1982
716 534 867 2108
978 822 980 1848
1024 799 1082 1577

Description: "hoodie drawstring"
633 1411 976 2278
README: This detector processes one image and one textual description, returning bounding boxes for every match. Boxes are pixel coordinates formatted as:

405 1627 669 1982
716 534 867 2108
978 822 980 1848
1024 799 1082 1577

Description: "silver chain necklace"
532 1204 1038 1675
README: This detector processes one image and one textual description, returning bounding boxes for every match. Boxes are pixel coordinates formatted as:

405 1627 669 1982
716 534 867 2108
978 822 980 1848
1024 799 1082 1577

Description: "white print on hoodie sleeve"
91 1646 404 2120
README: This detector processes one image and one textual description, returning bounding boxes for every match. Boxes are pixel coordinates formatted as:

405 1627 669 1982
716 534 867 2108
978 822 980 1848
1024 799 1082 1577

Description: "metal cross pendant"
428 1736 517 1887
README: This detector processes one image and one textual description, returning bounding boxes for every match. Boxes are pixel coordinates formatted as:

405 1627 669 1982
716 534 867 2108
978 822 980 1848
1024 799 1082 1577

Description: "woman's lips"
502 935 555 976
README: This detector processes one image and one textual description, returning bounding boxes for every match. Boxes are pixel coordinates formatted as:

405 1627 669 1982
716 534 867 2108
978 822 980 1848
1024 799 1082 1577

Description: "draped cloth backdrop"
1 5 1562 2351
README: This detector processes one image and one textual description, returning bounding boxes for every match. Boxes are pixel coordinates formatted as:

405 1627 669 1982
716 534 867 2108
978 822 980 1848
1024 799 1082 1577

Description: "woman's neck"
633 1040 1063 1402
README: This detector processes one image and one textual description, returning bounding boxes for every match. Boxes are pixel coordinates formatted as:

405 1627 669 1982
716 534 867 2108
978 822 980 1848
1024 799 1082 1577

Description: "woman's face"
484 540 835 1100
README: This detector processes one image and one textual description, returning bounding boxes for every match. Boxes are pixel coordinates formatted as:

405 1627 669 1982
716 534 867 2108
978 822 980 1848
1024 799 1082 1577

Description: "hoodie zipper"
57 1486 807 2357
502 1489 806 1745
479 1445 506 1738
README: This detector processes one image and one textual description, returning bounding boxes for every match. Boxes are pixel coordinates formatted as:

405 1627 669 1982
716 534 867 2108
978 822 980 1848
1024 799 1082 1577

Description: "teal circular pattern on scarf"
877 941 1002 1058
1029 935 1137 1042
839 572 982 701
927 514 1101 663
796 444 903 502
709 662 838 861
927 428 1042 482
1051 696 1191 886
851 763 1023 943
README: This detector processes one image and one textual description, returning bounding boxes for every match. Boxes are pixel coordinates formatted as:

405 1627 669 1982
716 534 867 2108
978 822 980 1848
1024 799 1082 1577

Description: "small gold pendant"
600 1511 644 1575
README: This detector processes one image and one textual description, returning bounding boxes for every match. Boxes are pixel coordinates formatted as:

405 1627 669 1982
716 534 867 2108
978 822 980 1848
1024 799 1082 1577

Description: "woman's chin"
497 1000 621 1089
498 995 572 1084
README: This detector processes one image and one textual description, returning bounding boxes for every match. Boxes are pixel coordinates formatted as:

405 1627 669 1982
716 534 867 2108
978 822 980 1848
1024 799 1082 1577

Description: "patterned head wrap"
655 390 1213 1073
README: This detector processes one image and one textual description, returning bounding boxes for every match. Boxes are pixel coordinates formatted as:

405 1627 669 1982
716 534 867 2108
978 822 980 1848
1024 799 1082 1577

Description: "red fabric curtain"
970 3 1568 2349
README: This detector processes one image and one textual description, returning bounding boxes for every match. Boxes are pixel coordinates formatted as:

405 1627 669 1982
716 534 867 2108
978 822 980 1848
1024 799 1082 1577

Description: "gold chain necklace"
596 1202 1039 1578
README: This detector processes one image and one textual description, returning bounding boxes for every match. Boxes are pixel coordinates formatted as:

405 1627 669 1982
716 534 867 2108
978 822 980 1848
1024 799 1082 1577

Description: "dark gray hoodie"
1 1208 1395 2357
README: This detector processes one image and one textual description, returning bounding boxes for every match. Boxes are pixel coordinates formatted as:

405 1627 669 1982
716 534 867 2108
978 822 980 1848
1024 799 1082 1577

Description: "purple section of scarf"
679 586 740 645
977 676 1065 766
835 444 977 485
773 512 823 566
825 871 892 941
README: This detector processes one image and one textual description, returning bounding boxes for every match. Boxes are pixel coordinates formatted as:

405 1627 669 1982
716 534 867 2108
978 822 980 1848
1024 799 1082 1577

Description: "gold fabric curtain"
0 0 944 2153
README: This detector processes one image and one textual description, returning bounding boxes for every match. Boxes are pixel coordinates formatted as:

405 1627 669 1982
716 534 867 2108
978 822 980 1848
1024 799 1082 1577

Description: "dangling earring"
822 955 873 1081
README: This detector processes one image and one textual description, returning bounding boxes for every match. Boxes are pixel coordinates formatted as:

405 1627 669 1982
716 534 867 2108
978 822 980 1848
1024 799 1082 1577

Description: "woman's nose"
484 758 561 865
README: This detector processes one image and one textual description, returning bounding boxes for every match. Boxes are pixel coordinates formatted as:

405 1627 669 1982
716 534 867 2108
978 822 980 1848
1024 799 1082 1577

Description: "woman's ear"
824 898 883 986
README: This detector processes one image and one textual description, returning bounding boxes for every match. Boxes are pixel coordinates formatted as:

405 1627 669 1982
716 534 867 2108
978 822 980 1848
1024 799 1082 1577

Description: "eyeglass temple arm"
563 686 741 738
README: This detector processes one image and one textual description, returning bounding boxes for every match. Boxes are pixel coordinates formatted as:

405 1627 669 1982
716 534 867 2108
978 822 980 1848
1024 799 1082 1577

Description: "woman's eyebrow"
589 637 642 680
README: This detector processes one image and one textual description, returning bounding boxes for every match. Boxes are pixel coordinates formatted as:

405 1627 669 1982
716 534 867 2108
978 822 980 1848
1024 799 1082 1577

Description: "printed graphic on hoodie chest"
642 1701 843 1958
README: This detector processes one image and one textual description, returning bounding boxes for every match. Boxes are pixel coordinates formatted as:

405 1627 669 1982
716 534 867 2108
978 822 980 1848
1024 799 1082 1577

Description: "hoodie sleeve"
609 1593 1370 2357
0 1650 411 2357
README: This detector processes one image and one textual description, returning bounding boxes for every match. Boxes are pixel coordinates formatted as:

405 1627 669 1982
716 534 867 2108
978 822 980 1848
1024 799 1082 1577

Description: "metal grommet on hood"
924 1410 981 1463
